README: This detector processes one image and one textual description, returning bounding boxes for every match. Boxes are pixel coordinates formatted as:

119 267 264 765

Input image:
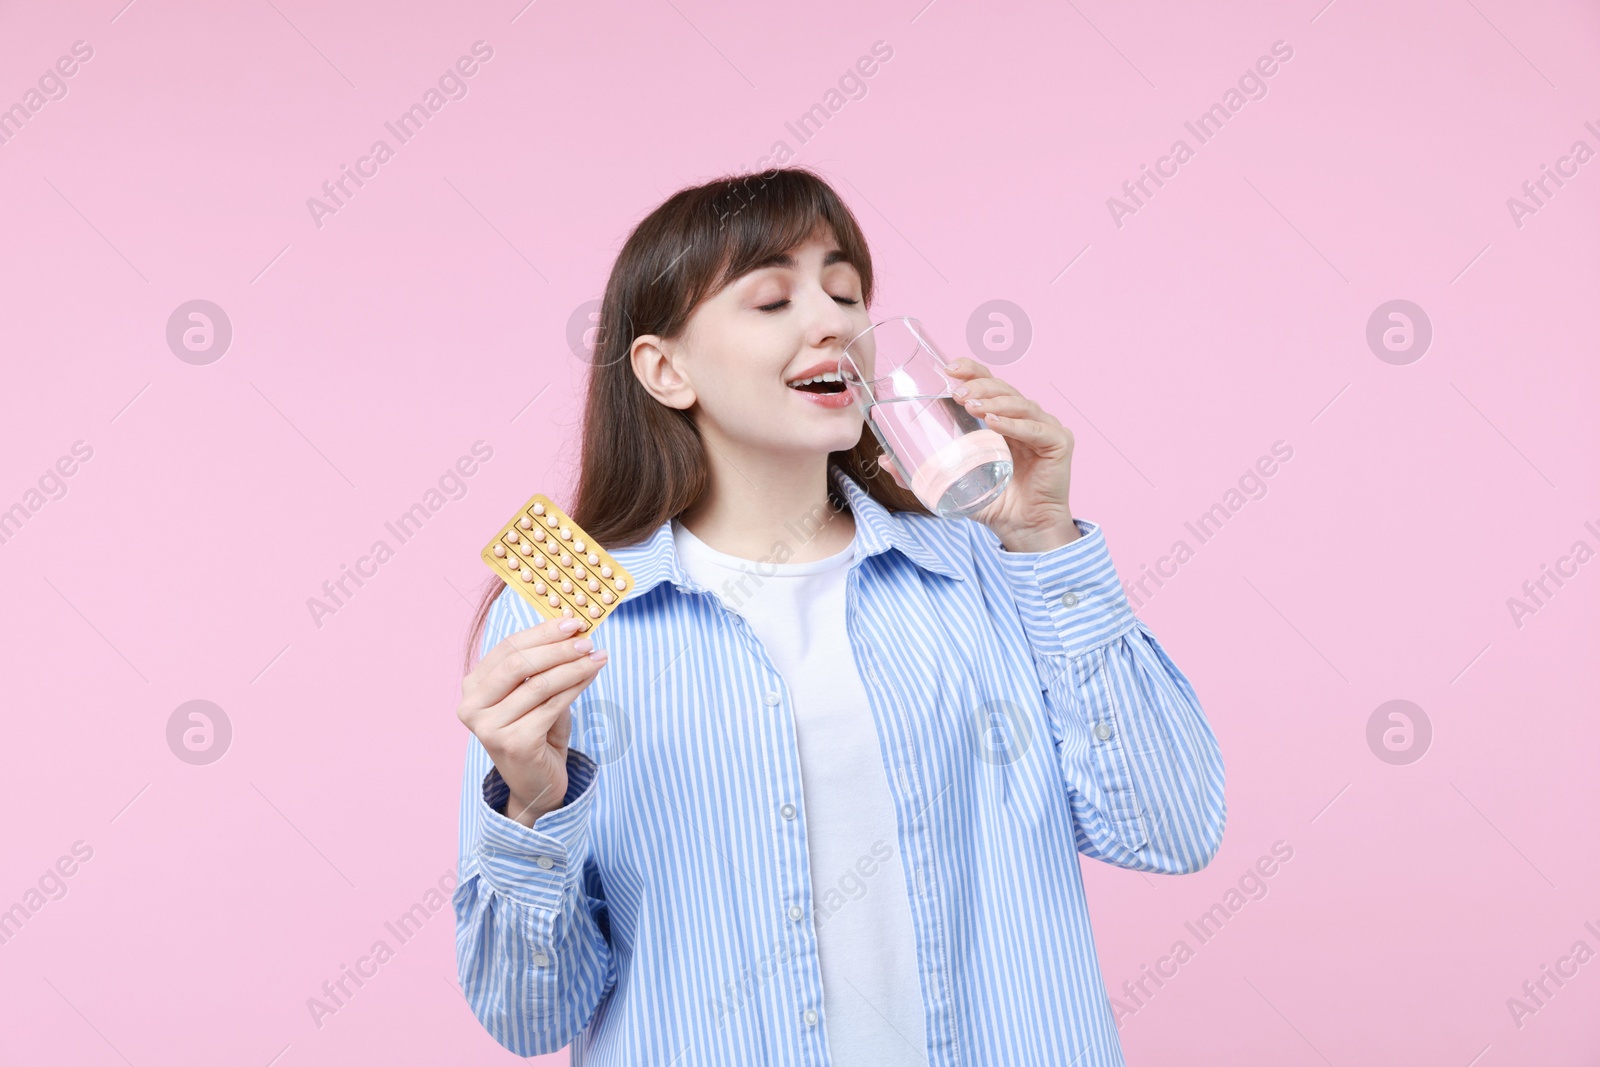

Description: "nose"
806 288 858 353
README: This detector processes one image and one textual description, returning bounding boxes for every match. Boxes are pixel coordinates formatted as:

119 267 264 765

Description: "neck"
677 445 856 563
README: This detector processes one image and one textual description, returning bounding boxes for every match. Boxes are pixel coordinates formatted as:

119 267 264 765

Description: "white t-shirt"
671 517 930 1065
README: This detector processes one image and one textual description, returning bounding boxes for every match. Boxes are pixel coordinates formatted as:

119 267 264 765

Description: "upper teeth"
789 372 841 386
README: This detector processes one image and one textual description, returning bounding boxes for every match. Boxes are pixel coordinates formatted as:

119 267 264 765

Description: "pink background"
2 0 1597 1063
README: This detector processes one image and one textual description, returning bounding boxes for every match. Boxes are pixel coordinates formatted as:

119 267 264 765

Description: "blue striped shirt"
453 462 1227 1065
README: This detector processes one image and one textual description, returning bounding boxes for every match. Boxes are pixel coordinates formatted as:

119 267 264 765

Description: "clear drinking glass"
839 316 1012 518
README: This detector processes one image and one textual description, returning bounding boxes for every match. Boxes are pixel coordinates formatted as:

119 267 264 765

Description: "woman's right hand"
457 617 609 828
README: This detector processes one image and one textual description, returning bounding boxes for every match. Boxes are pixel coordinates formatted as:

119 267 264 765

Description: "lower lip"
788 386 855 410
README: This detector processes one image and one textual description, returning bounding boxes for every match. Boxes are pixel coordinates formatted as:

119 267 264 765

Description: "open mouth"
786 373 847 395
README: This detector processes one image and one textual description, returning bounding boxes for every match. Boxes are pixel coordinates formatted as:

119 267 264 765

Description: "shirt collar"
607 461 966 599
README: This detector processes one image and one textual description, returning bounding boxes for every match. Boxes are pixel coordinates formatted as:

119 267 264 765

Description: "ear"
630 334 695 411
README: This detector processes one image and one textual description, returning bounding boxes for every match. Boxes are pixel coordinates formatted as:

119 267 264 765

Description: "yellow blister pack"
481 492 634 633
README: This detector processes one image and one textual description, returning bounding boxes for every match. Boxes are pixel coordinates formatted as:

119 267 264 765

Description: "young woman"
453 167 1226 1066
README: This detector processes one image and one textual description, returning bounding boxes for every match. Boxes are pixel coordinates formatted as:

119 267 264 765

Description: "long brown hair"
462 166 930 672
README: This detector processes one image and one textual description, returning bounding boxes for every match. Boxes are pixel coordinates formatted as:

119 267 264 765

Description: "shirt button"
535 855 554 869
532 952 550 967
1094 722 1113 741
804 1008 818 1026
788 904 803 921
780 802 797 820
764 691 781 706
1062 591 1079 608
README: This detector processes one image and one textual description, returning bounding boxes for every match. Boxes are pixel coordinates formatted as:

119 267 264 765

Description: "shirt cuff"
474 748 599 911
990 518 1137 657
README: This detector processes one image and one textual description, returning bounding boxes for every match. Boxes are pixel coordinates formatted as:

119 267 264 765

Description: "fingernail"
952 385 969 398
573 637 594 653
967 398 981 410
589 649 608 661
559 618 580 633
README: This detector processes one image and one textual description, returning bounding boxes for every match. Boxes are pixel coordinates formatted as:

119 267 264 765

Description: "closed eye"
758 297 860 312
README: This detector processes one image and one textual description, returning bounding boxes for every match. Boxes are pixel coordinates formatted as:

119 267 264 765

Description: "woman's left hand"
944 357 1079 553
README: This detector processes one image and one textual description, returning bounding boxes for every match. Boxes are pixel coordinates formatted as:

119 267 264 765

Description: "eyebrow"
745 248 854 273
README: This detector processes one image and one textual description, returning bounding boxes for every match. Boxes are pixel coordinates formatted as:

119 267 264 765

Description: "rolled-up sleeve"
452 590 616 1055
985 518 1227 874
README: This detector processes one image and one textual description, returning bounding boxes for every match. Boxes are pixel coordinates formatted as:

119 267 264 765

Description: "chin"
774 433 859 461
766 413 863 459
820 425 866 456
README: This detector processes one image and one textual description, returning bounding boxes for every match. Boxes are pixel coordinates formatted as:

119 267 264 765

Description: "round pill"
560 527 572 541
587 553 599 565
614 577 626 590
533 502 545 515
493 544 506 557
506 530 519 543
577 617 590 631
600 565 613 578
520 567 533 581
546 565 558 579
587 604 602 618
547 593 560 607
574 592 587 606
601 590 614 604
573 564 586 578
560 579 573 593
545 515 558 527
518 516 532 529
532 554 546 568
519 542 533 555
561 606 574 618
574 539 586 552
533 528 546 542
534 580 547 594
587 578 600 591
559 552 572 567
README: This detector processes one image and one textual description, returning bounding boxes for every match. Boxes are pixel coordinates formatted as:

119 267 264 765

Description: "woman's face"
633 226 872 462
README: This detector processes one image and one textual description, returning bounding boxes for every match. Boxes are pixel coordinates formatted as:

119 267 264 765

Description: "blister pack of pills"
480 492 634 633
